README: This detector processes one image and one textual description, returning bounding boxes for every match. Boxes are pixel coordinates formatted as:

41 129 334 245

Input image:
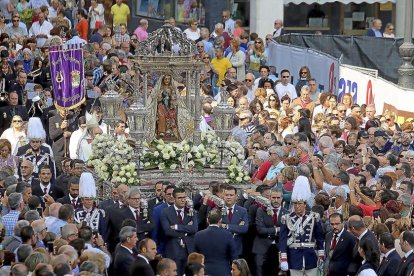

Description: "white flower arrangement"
87 135 140 185
141 132 249 183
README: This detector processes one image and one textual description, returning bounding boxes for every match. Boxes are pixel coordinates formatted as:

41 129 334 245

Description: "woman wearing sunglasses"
247 37 266 78
0 115 26 155
295 65 312 96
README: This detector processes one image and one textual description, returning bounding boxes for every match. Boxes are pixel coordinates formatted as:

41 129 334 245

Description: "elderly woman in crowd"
0 115 26 155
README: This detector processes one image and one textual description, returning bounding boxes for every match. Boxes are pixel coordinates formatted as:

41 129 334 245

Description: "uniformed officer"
74 172 106 237
20 118 56 179
279 175 324 276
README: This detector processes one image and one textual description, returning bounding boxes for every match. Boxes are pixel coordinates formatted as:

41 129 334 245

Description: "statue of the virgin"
145 74 194 142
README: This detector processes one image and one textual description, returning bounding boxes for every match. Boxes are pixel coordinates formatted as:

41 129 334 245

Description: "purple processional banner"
49 44 85 110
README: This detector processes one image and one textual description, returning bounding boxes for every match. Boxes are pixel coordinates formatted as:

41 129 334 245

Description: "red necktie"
331 234 338 250
135 210 140 222
272 209 278 225
228 207 233 223
402 256 407 263
177 210 183 224
43 187 47 195
71 199 76 207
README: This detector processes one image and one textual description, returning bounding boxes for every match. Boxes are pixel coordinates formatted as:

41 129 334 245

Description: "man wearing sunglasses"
275 69 297 101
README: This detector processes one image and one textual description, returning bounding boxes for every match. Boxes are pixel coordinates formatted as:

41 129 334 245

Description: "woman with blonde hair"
183 19 200 41
0 139 18 172
383 110 401 133
247 37 267 77
227 38 246 81
341 93 353 114
0 115 26 155
254 88 267 104
277 165 298 208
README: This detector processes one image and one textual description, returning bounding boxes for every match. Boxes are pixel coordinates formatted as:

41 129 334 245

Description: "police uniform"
20 148 55 179
279 175 324 276
76 172 107 237
74 207 106 235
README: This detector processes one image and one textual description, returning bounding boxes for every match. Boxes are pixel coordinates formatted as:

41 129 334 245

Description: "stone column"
398 0 414 89
250 0 284 38
395 0 406 38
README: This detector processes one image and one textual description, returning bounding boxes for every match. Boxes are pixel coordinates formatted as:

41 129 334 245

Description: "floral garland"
143 132 250 184
87 132 250 185
87 135 140 185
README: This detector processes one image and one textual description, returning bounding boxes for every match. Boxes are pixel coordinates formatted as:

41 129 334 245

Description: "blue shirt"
264 161 285 181
48 218 67 235
2 210 20 237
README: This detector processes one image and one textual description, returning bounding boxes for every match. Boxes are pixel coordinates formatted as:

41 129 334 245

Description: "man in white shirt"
275 69 297 100
28 12 53 48
244 73 255 102
222 10 235 35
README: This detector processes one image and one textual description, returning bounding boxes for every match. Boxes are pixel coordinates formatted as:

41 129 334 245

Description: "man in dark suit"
147 181 165 212
194 209 236 276
105 184 130 253
32 165 64 201
220 185 248 258
57 176 82 209
151 184 175 256
253 187 288 276
396 230 414 276
366 19 383 37
160 187 198 276
48 109 77 173
121 188 154 240
324 213 357 276
272 19 286 38
99 187 120 211
129 238 157 276
377 232 401 276
113 226 139 275
347 215 380 275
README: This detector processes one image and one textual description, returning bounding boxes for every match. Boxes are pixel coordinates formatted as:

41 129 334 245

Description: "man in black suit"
129 238 157 276
396 230 414 276
0 91 29 135
32 165 64 202
57 176 82 209
121 188 154 240
194 209 236 276
324 213 357 276
48 109 77 173
99 186 121 212
347 215 380 275
160 187 198 276
253 187 288 276
147 181 165 212
377 232 401 276
113 226 139 275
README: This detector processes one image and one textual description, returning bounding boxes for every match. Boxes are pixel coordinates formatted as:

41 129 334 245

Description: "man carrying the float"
279 176 324 276
74 172 106 237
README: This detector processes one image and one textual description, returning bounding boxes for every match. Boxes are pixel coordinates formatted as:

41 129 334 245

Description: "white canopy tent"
284 0 395 4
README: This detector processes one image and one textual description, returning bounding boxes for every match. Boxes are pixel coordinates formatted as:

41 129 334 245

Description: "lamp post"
398 0 414 89
100 89 123 134
125 100 147 142
213 88 234 141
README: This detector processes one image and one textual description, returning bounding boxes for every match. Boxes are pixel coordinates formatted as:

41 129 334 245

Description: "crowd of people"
0 1 410 276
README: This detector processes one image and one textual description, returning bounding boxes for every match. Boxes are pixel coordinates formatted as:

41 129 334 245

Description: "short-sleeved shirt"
111 3 130 26
210 57 232 86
